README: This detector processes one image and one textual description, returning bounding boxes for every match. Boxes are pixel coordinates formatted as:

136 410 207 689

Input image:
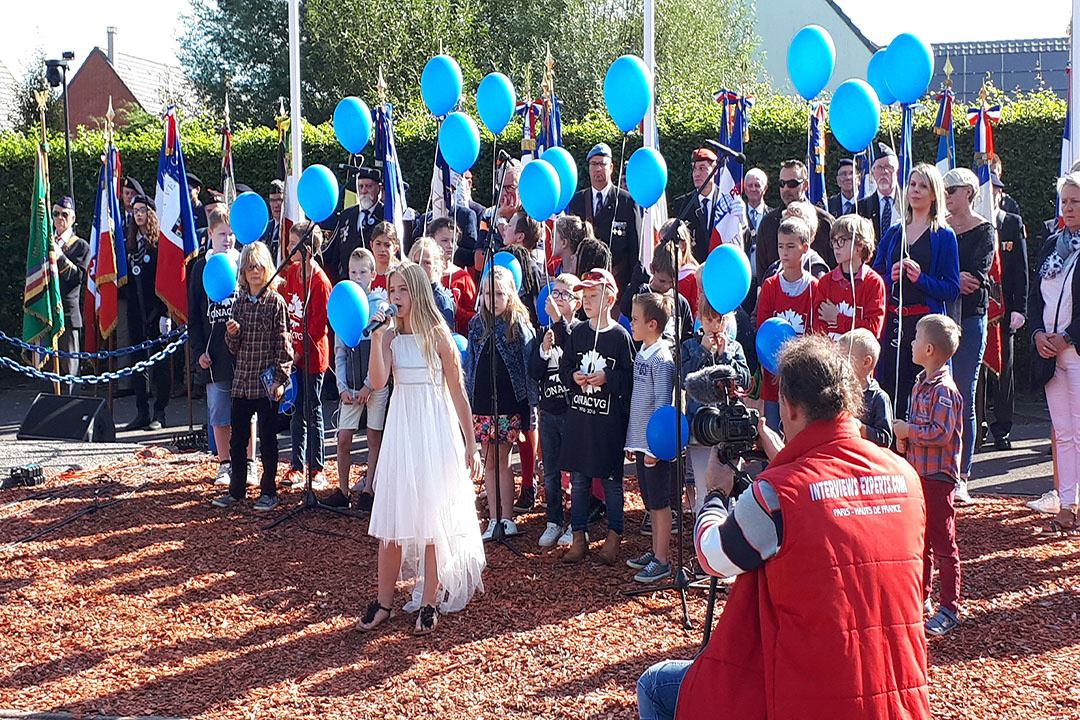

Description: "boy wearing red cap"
557 268 635 565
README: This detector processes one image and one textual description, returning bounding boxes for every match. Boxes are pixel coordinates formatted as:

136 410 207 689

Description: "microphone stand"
481 158 524 558
621 148 739 630
264 227 359 530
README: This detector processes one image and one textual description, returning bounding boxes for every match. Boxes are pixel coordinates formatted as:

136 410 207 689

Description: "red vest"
677 416 930 720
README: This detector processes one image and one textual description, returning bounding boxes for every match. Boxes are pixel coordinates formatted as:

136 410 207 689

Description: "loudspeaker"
17 394 116 443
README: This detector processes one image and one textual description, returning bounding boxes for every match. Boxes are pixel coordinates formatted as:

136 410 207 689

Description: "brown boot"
597 529 622 565
562 530 588 563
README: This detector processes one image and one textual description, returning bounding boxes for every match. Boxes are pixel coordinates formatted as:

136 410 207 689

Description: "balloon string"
491 136 499 203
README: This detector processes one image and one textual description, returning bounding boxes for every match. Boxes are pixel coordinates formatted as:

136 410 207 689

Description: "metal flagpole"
1072 0 1080 165
289 0 304 194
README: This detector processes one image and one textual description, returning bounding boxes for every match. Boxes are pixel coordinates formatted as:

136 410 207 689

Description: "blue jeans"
291 371 325 471
637 659 692 720
953 315 986 478
764 400 781 432
539 411 566 525
570 469 624 534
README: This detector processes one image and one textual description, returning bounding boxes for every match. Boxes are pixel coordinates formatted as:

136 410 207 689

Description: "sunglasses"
51 210 69 218
777 179 805 189
945 186 965 195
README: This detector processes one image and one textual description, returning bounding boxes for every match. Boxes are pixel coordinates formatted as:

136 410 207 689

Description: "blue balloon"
296 165 339 223
453 333 468 359
519 158 561 221
536 282 555 325
542 147 578 213
202 251 238 304
327 280 371 348
829 79 880 153
701 245 751 315
866 49 896 106
618 313 632 334
884 33 934 105
604 55 653 133
787 25 836 100
477 72 516 135
756 317 798 375
333 97 373 155
646 405 690 462
438 112 480 174
279 371 298 413
230 191 269 245
481 251 523 291
626 147 668 208
421 55 463 117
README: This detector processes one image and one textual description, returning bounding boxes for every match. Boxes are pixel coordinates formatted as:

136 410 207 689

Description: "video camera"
685 364 761 462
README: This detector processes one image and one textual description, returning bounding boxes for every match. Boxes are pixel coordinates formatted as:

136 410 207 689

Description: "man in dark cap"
828 158 860 217
857 143 900 241
669 147 720 263
324 167 386 282
187 172 207 230
567 142 640 291
122 177 144 238
50 196 91 391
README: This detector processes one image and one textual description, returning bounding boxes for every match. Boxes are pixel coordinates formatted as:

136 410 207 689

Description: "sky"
0 0 1073 78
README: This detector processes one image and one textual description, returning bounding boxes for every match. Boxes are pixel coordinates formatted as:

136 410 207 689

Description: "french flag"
709 164 747 251
967 102 1001 221
84 144 128 351
154 106 198 323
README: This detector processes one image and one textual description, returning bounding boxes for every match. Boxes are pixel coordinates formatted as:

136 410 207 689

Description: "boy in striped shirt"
625 292 677 583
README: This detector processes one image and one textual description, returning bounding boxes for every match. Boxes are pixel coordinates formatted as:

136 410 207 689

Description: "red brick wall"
67 49 141 132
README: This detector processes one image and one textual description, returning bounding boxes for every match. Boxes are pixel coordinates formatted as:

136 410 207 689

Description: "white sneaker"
954 479 972 506
1027 490 1061 515
214 462 231 486
482 518 521 541
557 526 583 546
311 472 330 491
246 460 259 487
539 522 565 548
482 519 498 541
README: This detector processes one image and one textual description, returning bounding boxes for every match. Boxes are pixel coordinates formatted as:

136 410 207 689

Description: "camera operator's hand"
757 416 785 461
705 448 734 495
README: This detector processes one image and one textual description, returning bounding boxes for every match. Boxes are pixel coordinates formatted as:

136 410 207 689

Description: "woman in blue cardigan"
872 163 960 419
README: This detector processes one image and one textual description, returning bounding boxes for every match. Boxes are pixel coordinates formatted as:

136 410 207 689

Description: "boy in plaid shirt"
893 313 963 637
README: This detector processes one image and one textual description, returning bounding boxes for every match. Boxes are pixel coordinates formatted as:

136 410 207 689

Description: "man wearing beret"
122 176 144 240
567 142 641 292
669 147 720 263
51 197 91 392
324 167 386 282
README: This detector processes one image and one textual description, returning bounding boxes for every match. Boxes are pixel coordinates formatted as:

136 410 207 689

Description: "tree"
9 50 64 133
179 0 761 125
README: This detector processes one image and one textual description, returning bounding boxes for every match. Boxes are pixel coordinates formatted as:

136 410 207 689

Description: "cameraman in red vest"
638 335 930 720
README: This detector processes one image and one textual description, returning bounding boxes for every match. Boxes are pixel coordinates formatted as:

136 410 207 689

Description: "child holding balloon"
462 265 537 539
814 215 886 340
756 217 819 431
212 241 292 511
283 221 333 490
328 248 390 510
188 208 256 487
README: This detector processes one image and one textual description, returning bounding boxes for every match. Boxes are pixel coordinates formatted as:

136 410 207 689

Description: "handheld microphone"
704 139 746 165
363 303 398 337
496 149 512 164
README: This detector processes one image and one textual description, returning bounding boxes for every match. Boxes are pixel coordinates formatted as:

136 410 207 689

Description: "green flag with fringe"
22 136 64 363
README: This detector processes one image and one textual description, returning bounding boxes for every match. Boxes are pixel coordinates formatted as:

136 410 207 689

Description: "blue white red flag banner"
84 143 128 350
710 166 747 251
375 103 407 245
807 101 827 208
968 102 1001 221
934 88 956 176
220 96 237 210
154 106 199 323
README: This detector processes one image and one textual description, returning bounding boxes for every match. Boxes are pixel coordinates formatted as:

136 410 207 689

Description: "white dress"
367 333 486 613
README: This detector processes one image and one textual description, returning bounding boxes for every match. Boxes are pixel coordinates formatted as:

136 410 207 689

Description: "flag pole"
1072 0 1080 166
36 91 61 396
289 0 303 190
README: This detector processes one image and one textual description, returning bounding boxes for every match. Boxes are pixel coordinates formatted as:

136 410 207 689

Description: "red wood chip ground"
0 449 1077 719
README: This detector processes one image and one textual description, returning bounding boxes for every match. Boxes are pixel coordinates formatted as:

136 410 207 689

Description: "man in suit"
258 179 285 258
989 153 1022 217
754 159 835 283
324 167 385 282
827 159 859 218
857 144 901 242
50 196 91 393
187 172 208 230
669 147 719 263
567 142 640 291
983 173 1028 450
121 176 144 239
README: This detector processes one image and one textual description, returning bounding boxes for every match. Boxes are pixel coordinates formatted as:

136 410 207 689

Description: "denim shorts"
207 381 233 427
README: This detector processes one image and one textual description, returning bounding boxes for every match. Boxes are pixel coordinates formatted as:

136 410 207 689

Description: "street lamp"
45 51 75 213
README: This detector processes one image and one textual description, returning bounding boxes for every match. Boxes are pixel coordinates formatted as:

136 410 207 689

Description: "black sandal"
357 601 394 631
414 604 439 636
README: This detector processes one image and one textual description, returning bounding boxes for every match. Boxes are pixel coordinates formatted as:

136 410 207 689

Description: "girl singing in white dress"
359 262 486 635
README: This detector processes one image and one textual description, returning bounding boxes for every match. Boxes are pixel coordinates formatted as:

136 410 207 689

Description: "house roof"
69 47 200 118
825 0 880 54
0 59 18 130
933 37 1069 56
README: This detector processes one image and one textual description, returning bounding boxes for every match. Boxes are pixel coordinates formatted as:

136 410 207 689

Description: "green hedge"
0 92 1066 388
